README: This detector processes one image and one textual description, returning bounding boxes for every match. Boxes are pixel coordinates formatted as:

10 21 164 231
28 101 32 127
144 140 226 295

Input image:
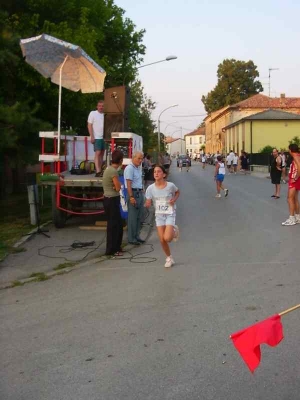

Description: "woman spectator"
240 151 250 174
102 150 124 256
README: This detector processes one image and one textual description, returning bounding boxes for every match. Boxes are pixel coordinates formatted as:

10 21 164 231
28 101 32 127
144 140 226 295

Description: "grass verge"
53 262 77 271
29 272 50 282
0 187 52 261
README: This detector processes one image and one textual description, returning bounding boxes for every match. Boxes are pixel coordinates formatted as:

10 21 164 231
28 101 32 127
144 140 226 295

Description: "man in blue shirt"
124 152 145 245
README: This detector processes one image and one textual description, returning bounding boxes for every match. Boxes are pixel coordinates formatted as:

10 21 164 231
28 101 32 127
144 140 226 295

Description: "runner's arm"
169 189 180 205
293 154 300 179
145 199 152 208
214 163 219 177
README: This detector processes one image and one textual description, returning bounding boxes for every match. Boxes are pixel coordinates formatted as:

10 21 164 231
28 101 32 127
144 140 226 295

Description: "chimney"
280 93 286 106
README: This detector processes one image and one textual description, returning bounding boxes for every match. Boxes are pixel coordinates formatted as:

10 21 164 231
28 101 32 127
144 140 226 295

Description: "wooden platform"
41 171 104 187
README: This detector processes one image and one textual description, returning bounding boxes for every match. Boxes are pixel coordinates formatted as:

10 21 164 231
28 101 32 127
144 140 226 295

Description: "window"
200 137 202 144
190 137 192 145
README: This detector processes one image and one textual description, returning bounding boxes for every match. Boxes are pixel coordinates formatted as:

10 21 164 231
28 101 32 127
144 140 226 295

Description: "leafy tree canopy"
258 145 274 154
289 136 300 147
1 0 149 168
202 59 263 113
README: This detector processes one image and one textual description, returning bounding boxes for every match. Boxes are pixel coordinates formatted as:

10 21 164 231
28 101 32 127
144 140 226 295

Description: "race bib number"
155 200 173 215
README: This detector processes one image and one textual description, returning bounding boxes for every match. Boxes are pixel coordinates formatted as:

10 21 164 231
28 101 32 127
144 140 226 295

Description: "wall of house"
184 134 206 154
168 139 185 156
251 120 300 152
208 106 300 154
226 122 248 154
226 120 300 153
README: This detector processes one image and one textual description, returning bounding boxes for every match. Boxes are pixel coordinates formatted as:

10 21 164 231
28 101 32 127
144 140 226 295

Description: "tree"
0 1 149 195
289 136 300 147
202 59 263 113
259 145 274 154
128 81 156 152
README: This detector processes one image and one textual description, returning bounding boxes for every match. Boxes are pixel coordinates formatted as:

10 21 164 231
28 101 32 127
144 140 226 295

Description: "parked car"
177 154 190 167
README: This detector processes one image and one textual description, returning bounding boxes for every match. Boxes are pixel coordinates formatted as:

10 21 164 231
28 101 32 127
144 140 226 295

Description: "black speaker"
104 86 130 140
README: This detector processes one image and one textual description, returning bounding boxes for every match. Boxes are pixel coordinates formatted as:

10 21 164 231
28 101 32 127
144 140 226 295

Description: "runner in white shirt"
214 156 229 198
226 153 232 173
214 151 220 165
233 153 239 174
145 165 180 268
280 150 287 183
201 154 207 169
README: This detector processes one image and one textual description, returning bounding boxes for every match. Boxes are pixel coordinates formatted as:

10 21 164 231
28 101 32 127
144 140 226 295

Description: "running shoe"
224 189 229 197
173 225 180 242
165 256 175 268
295 215 300 224
281 217 296 226
215 194 221 198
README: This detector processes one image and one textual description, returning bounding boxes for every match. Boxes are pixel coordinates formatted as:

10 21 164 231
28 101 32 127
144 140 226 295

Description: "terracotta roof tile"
185 127 206 137
224 108 300 130
234 94 300 109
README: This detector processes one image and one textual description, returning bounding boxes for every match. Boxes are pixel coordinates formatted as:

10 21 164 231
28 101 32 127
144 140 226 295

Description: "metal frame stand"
24 184 50 239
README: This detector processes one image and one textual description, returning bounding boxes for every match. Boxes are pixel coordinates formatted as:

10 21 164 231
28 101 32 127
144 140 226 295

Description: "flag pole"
278 304 300 317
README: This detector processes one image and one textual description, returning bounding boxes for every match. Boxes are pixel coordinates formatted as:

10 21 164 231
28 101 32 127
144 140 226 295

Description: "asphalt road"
1 163 300 400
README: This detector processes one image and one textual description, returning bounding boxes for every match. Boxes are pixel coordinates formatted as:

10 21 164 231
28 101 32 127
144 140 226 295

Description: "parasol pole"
57 55 68 155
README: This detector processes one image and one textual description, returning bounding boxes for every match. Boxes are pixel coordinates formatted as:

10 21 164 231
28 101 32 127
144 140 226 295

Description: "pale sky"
117 0 300 138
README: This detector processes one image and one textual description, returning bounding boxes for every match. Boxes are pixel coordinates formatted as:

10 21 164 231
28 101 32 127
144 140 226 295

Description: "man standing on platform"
124 152 145 245
88 100 105 177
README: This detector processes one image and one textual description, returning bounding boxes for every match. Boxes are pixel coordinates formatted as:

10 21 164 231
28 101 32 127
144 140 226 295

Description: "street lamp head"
166 55 177 61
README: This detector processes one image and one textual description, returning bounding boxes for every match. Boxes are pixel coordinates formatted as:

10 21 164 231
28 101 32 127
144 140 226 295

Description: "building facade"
167 138 185 156
224 109 300 154
184 127 206 154
204 94 300 153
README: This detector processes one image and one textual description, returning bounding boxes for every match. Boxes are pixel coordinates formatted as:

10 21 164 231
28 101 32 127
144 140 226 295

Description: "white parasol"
20 33 106 154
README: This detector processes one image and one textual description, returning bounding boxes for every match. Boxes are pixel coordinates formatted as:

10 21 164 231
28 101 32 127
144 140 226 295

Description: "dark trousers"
103 196 123 255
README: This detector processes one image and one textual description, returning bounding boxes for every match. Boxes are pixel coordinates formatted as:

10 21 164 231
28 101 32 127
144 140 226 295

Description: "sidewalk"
0 209 155 289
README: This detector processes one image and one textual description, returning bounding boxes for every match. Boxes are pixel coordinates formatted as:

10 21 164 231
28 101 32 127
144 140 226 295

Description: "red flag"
230 314 284 373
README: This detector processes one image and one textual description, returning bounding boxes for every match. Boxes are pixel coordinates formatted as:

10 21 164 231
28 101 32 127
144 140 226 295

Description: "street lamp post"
123 55 177 85
137 55 177 69
157 104 178 154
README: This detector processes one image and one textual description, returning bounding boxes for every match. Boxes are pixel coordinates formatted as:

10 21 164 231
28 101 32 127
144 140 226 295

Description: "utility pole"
268 68 279 97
